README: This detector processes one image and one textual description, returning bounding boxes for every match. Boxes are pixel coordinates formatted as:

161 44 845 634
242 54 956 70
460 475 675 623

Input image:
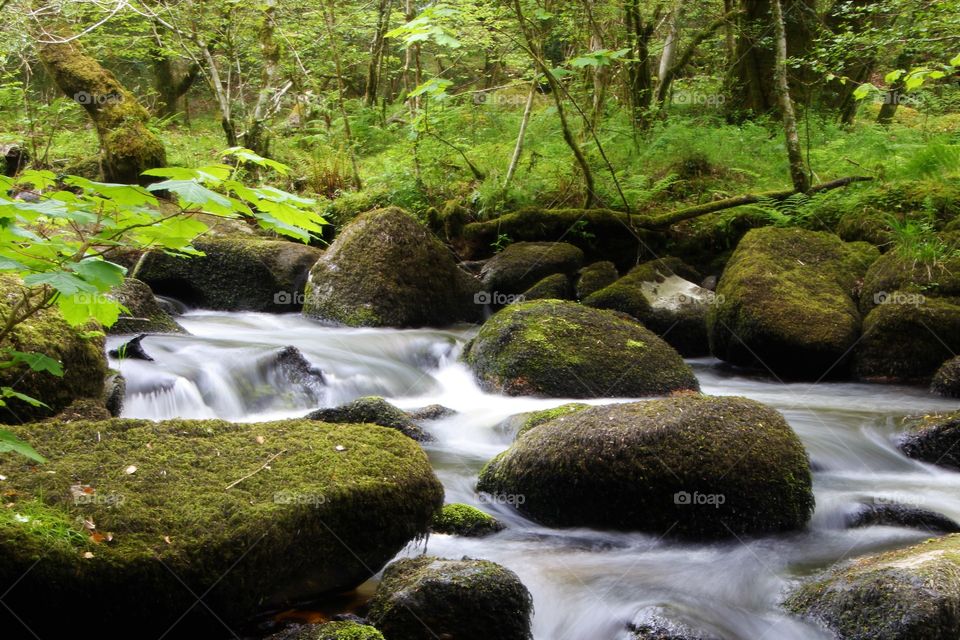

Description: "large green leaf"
0 428 46 463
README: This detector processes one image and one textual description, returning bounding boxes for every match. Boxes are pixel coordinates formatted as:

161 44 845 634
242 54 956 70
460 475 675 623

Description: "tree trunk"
245 0 280 157
322 0 362 189
771 0 809 192
624 0 655 128
658 4 681 84
504 78 537 189
37 34 166 184
364 0 393 107
878 51 912 126
152 38 200 119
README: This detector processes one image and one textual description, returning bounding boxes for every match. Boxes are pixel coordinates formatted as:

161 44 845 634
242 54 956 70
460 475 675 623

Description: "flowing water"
107 311 960 640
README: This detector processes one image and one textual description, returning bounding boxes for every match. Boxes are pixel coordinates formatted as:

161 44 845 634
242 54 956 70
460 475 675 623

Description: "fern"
904 144 960 178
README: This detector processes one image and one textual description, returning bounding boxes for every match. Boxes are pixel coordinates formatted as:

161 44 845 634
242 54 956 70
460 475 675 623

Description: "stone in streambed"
898 410 960 470
307 396 431 442
431 503 504 537
932 356 960 398
846 502 960 534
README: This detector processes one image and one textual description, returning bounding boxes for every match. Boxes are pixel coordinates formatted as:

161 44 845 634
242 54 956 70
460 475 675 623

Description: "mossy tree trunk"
624 0 656 129
152 30 200 120
37 34 166 184
363 0 394 107
245 0 280 157
771 0 809 192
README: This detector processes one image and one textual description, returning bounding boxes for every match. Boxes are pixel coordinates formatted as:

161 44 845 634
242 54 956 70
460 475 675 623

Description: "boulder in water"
406 404 456 422
108 277 186 334
932 356 960 398
108 333 153 361
307 396 431 442
846 502 960 534
898 410 960 470
431 503 504 537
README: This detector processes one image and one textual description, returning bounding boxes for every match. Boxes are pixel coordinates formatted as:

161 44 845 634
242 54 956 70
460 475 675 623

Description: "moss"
860 250 960 315
575 261 619 299
513 403 589 438
303 207 481 327
367 556 533 640
785 534 960 640
932 356 960 398
520 273 573 301
137 237 321 311
854 295 960 382
480 242 583 296
708 227 879 379
279 621 384 640
108 278 185 334
0 418 443 639
464 299 698 398
898 410 960 470
431 503 504 537
0 275 107 423
307 396 431 442
477 395 814 539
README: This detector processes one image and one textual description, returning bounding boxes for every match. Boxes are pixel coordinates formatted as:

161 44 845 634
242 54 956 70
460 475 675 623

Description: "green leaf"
950 54 960 68
147 179 233 215
884 69 904 83
23 271 97 296
0 428 46 462
57 293 123 327
4 351 63 376
72 259 126 290
853 83 877 101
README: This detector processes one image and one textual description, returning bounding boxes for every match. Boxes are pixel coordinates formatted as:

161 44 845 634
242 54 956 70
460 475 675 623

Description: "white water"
107 311 960 640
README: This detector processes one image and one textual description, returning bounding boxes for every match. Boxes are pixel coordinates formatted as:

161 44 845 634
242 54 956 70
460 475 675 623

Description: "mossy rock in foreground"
480 241 583 296
898 410 960 471
464 299 698 398
303 207 481 327
367 556 533 640
932 356 960 398
267 621 385 640
708 227 878 379
0 275 107 423
431 503 504 537
0 418 443 639
306 396 432 442
477 396 813 539
107 277 186 334
784 534 960 640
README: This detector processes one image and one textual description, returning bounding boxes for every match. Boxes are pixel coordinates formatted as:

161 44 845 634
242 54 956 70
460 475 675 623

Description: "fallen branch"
225 449 286 490
635 176 874 228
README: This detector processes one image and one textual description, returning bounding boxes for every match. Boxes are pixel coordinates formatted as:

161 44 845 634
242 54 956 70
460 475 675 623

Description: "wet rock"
932 356 960 398
103 371 125 417
307 396 431 442
478 396 814 539
108 278 186 334
431 503 505 537
464 299 698 398
507 403 589 439
480 241 583 297
629 608 722 640
367 556 533 640
1 143 28 176
519 272 573 301
847 502 960 534
785 534 960 640
265 621 385 640
406 404 456 422
108 333 153 361
898 411 960 470
0 418 443 640
303 207 481 327
575 261 619 300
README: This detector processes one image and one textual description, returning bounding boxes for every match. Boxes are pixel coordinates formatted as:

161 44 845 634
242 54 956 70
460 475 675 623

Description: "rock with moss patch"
784 534 960 640
307 396 431 442
464 299 698 398
854 296 960 382
266 621 385 640
0 418 443 640
108 278 186 334
932 356 960 397
477 396 813 539
0 276 107 423
507 403 589 439
898 411 960 470
860 250 960 315
480 242 584 297
367 556 533 640
707 228 878 379
137 237 321 311
303 207 480 327
576 261 619 299
406 404 456 422
432 503 505 537
519 273 573 301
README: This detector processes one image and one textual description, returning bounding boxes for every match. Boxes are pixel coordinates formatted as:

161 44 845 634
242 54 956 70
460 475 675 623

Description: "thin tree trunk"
200 43 237 146
504 78 537 189
658 3 681 84
245 0 280 156
364 0 393 106
322 0 362 190
771 0 809 192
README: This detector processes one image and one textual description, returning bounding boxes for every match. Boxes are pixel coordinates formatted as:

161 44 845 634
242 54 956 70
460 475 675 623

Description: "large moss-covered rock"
477 396 813 539
584 257 710 356
0 418 443 639
367 556 533 640
519 273 573 301
464 299 698 398
303 207 481 327
136 237 321 311
480 241 583 296
575 261 619 299
708 228 878 379
860 250 960 315
854 295 960 382
431 503 504 537
509 402 590 438
108 277 186 334
932 356 960 397
0 276 107 423
898 410 960 470
785 535 960 640
306 396 430 442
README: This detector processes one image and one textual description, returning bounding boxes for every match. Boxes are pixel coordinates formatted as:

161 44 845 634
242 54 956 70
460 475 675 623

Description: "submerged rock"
108 277 186 334
0 418 443 639
932 356 960 398
785 534 960 640
367 556 533 640
464 299 698 398
307 396 431 442
431 503 504 537
707 227 878 379
480 241 583 297
898 411 960 470
477 396 814 538
846 502 960 534
303 207 480 327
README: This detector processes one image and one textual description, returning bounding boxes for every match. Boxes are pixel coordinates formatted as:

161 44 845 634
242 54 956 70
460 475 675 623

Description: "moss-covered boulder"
508 402 589 439
575 261 619 299
136 237 321 311
477 396 813 539
108 277 186 334
267 621 385 640
431 503 504 537
367 556 533 640
0 418 443 639
306 396 431 442
853 295 960 382
480 241 583 297
860 250 960 315
784 535 960 640
932 356 960 397
463 299 698 398
303 207 481 327
584 258 710 356
519 272 573 301
898 411 960 470
0 276 107 423
708 228 878 379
